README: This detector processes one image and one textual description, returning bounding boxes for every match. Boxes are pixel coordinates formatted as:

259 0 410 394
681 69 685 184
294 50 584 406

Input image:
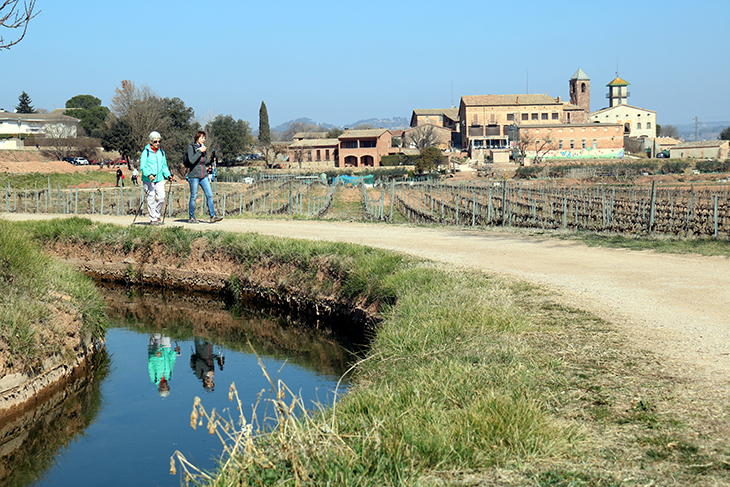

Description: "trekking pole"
162 178 174 224
132 184 150 224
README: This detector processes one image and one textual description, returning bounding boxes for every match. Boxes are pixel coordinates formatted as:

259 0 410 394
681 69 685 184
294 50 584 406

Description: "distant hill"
273 116 410 134
672 120 729 141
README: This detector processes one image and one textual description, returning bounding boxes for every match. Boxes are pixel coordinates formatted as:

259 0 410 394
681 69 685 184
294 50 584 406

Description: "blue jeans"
188 176 216 219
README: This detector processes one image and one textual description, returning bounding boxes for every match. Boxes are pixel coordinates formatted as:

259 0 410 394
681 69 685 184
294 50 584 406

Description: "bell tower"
569 68 590 114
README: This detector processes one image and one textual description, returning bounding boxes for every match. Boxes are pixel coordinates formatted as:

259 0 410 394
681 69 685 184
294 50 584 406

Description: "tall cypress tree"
258 101 270 145
16 91 35 113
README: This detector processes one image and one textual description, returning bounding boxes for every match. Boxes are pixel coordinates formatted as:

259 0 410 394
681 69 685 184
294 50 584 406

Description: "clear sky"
1 0 728 129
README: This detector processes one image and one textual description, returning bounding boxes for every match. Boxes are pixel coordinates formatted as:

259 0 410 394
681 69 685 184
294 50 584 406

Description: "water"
0 286 355 487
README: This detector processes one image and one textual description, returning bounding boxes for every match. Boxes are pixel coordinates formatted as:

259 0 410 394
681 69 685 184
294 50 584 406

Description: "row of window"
524 126 614 135
557 139 598 150
343 140 376 149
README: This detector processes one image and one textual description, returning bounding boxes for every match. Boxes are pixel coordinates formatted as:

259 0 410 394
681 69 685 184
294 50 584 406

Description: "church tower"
569 68 590 114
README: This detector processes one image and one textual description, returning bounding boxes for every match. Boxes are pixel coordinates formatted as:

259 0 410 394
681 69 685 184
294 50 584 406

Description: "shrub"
660 161 690 174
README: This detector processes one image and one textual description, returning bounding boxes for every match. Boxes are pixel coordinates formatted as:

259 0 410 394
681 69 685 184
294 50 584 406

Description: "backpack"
182 144 192 168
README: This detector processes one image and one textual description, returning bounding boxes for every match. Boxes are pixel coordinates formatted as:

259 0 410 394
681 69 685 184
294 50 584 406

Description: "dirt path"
5 213 730 394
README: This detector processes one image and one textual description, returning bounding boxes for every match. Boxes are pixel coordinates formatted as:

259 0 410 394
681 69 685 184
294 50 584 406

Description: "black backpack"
183 144 192 168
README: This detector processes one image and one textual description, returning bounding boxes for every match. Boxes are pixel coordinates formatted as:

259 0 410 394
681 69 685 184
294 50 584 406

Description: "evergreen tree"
258 101 270 145
15 91 35 113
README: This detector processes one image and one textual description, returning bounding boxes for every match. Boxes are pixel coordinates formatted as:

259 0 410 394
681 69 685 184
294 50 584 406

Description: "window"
552 112 559 120
570 140 575 149
559 140 563 149
521 113 529 121
507 113 514 121
647 122 651 129
316 150 321 161
581 82 586 93
524 129 529 135
360 140 376 148
637 123 642 129
472 114 478 125
531 113 538 120
490 113 496 124
581 139 586 149
593 139 597 148
541 113 548 120
344 141 357 149
325 149 330 160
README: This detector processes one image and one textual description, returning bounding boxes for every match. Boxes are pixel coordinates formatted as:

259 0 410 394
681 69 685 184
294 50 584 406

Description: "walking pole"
162 178 174 224
132 184 148 224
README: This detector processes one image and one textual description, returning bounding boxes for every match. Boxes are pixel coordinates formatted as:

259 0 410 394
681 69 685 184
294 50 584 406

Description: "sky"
1 0 729 129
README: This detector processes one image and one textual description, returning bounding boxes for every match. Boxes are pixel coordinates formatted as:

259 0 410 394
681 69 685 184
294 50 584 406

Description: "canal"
0 284 358 487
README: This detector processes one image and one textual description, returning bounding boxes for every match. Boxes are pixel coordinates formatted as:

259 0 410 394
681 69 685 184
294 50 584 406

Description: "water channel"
0 284 358 487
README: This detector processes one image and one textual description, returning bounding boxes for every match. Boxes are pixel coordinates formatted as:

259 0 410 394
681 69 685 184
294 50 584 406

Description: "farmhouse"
669 140 729 160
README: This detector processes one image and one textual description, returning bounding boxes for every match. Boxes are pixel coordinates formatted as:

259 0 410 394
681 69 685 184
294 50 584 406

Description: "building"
606 76 630 107
287 138 339 169
569 68 591 114
590 104 656 138
0 110 80 143
669 140 729 160
338 128 393 167
410 108 459 130
515 122 624 161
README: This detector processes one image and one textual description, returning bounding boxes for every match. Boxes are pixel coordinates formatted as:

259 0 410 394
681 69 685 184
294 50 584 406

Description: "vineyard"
3 174 730 239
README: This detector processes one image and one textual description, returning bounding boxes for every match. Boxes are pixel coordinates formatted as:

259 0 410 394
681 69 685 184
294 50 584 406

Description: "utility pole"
694 116 700 141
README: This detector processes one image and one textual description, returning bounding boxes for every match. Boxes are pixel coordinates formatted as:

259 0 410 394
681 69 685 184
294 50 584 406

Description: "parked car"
73 157 89 165
63 156 75 164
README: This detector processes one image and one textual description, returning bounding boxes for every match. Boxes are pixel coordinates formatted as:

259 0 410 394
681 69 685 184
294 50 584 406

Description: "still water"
1 285 355 487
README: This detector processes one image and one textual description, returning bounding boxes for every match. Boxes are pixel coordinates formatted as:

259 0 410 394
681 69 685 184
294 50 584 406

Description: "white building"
0 109 80 143
590 104 657 138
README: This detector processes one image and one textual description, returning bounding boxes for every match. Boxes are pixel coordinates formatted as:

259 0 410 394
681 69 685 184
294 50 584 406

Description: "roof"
562 102 585 111
289 138 339 148
461 94 560 107
339 128 390 139
590 104 656 116
671 140 729 149
0 111 80 122
293 131 328 140
570 68 590 80
412 108 459 120
607 76 630 86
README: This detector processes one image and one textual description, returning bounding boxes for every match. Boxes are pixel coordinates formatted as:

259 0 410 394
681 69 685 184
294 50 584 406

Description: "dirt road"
5 213 730 394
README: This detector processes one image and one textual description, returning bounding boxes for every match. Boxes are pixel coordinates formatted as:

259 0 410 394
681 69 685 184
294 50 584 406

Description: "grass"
0 170 116 190
11 218 730 485
571 231 730 257
0 219 106 372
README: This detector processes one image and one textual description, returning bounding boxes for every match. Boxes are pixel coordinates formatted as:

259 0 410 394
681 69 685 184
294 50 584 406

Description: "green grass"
571 231 730 257
0 219 106 371
0 170 116 190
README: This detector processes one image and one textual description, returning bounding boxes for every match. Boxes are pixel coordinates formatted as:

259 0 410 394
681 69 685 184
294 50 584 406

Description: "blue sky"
1 0 728 129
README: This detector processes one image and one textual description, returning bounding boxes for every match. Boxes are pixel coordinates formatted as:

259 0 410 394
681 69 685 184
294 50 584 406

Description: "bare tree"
405 125 440 151
515 129 554 165
1 0 38 50
42 122 76 160
659 124 679 139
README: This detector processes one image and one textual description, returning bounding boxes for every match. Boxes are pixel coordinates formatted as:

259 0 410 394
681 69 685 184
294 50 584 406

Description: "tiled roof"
0 111 79 122
461 94 560 106
339 128 389 139
607 76 630 86
293 132 328 139
571 68 590 80
671 140 728 149
289 138 339 148
413 108 459 120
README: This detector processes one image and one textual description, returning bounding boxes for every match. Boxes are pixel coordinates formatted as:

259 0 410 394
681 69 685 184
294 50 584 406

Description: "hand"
200 145 207 153
149 175 155 182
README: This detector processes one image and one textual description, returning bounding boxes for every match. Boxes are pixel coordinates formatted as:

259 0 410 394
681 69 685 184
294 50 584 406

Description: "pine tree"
258 101 270 145
15 91 35 113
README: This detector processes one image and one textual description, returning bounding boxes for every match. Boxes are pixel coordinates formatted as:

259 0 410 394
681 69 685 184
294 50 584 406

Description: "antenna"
451 81 454 108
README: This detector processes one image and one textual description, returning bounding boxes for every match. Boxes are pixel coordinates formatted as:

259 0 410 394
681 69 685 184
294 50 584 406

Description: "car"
63 156 75 164
656 152 666 158
73 157 89 165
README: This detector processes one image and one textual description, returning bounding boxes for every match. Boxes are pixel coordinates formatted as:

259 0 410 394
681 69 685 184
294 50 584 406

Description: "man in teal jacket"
140 131 176 225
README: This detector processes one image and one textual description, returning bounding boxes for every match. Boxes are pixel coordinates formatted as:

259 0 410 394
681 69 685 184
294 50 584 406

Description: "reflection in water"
0 350 110 487
190 339 224 392
148 334 182 397
0 283 359 487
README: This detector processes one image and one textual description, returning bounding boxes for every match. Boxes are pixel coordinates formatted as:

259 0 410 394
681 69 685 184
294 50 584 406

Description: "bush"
515 166 543 179
695 159 730 173
660 161 690 174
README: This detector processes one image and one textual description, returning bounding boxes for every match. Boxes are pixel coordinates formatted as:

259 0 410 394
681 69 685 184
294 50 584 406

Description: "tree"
1 0 38 50
65 95 110 138
658 124 679 138
280 121 324 141
326 127 344 139
258 101 270 145
15 91 35 113
100 117 135 163
206 114 253 164
405 125 440 151
515 129 554 165
416 146 442 174
719 126 730 141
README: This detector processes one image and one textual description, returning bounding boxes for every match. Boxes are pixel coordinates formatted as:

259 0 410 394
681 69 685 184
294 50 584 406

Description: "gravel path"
6 213 730 393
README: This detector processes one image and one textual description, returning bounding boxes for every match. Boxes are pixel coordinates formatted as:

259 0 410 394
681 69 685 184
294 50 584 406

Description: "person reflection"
148 333 181 397
190 338 224 392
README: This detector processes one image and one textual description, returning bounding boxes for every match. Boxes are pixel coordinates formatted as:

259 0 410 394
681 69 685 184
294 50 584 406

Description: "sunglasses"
152 140 161 144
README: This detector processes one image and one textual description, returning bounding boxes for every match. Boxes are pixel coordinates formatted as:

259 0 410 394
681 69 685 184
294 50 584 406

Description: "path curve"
5 213 730 393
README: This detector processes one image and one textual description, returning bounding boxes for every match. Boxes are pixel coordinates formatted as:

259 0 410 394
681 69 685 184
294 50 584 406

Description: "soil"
4 212 730 398
0 151 121 175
